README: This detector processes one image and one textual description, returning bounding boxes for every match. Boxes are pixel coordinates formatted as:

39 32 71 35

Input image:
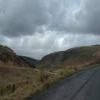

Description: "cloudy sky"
0 0 100 59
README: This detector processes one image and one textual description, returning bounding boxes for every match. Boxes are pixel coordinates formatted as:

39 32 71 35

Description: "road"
29 67 100 100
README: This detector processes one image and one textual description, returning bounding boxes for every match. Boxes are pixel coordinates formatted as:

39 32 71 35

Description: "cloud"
0 0 100 36
1 32 100 59
0 0 51 37
0 0 100 59
75 0 100 34
0 0 80 37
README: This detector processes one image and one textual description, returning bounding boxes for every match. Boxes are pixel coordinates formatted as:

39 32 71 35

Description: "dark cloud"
0 0 51 37
0 0 79 37
0 0 100 37
75 0 100 34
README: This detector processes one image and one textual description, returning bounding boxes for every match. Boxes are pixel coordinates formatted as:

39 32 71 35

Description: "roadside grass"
0 66 75 100
0 64 100 100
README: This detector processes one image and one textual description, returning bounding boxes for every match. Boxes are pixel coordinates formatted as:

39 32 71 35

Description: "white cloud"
1 33 100 59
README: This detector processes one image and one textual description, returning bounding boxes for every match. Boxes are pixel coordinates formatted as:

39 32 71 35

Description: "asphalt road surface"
29 67 100 100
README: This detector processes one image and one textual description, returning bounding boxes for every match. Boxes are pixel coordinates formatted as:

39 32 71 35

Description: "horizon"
1 43 100 60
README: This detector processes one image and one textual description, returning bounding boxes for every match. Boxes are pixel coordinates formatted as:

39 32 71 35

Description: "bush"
0 83 16 96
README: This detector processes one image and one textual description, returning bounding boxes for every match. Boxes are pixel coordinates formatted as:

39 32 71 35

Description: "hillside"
39 45 100 69
0 45 38 68
0 45 100 100
19 56 39 68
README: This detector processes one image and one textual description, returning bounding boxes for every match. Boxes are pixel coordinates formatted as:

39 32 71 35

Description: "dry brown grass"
0 65 75 100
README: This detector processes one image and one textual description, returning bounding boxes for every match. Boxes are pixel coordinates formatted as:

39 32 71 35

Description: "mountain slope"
19 56 39 68
0 45 38 68
39 45 100 69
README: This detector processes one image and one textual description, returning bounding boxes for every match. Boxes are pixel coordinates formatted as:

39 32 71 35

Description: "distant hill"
19 56 39 68
1 44 100 69
0 45 38 68
39 45 100 69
